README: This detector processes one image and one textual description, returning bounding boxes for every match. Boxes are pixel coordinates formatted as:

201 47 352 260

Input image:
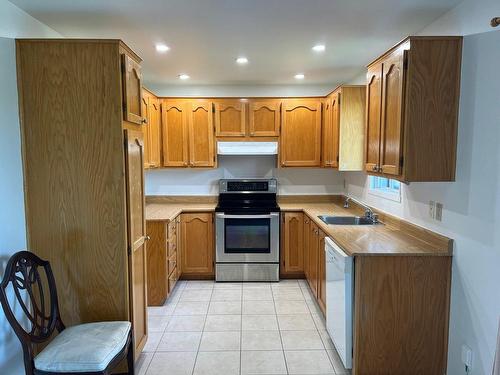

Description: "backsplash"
145 155 345 196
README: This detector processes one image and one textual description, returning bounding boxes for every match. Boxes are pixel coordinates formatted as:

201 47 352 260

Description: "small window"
368 176 401 202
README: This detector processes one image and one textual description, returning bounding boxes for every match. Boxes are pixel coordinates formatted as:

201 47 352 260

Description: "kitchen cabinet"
122 54 144 125
124 129 148 356
323 86 366 170
162 100 216 168
317 230 327 314
248 99 281 137
188 100 216 167
181 213 214 277
303 215 311 280
142 90 161 169
280 99 322 167
17 40 148 358
162 101 189 167
322 92 339 168
141 94 151 168
214 99 246 137
365 36 462 182
147 95 162 168
307 220 320 298
146 215 180 306
281 212 304 277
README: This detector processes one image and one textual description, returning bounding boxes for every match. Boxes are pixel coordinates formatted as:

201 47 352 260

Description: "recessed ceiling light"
236 57 248 64
294 73 305 80
178 74 190 80
312 44 326 52
155 43 170 53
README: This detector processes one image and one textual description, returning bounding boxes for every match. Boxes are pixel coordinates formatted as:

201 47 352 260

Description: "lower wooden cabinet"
317 230 327 314
307 221 320 298
281 212 304 277
181 212 215 277
146 215 180 306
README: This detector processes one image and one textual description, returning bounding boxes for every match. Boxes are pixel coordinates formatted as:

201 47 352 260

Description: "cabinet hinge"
336 155 339 163
403 51 409 70
127 245 132 256
400 156 404 167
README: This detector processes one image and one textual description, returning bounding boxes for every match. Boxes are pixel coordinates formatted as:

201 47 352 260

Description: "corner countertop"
145 198 452 257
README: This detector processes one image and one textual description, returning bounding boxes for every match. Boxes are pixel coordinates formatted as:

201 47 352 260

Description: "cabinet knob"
378 166 383 173
142 118 147 124
145 235 151 241
372 165 378 171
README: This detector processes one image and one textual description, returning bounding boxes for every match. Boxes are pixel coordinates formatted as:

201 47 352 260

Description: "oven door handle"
215 213 279 219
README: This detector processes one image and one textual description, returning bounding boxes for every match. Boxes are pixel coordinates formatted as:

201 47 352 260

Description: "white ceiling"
10 0 462 90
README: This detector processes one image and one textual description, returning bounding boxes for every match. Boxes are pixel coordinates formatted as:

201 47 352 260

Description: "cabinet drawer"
168 220 177 237
168 252 177 276
169 267 178 293
168 238 177 257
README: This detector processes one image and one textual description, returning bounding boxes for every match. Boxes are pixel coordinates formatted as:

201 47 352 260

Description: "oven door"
215 213 279 263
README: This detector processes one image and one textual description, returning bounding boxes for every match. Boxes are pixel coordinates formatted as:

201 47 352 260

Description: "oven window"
225 218 270 253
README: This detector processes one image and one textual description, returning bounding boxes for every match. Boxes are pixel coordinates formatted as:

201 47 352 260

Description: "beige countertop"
145 198 452 257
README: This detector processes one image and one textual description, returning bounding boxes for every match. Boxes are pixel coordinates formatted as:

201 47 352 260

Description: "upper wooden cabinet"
281 212 304 276
188 100 216 167
148 96 162 168
365 36 462 182
181 213 214 277
248 100 281 137
323 86 366 170
122 54 144 125
142 90 161 169
322 93 340 168
280 99 322 167
214 100 246 136
162 101 189 167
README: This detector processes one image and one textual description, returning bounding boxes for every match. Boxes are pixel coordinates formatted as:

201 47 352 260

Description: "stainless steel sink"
318 215 381 225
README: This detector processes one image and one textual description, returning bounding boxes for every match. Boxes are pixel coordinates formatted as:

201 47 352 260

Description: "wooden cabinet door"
281 100 322 167
322 93 340 168
303 216 311 280
214 100 246 136
148 97 161 168
317 230 327 315
121 54 143 125
141 95 151 168
176 215 182 277
365 63 383 173
308 221 319 298
181 213 214 276
162 101 189 167
249 100 281 136
124 129 147 357
380 49 406 176
188 101 215 167
281 212 304 275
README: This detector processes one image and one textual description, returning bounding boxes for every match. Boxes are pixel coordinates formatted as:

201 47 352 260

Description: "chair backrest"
0 251 65 358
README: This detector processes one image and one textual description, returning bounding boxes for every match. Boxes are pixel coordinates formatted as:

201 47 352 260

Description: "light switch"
435 202 443 221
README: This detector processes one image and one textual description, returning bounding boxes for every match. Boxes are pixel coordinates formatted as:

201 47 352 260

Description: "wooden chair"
0 251 135 375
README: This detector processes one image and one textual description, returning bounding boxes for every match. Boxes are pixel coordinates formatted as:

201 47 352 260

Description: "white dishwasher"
325 237 354 369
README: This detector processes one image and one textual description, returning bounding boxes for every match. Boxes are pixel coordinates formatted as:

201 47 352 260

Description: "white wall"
0 2 62 375
146 83 336 98
146 156 345 196
346 29 500 375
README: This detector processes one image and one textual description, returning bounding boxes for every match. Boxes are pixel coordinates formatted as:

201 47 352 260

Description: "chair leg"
127 333 135 375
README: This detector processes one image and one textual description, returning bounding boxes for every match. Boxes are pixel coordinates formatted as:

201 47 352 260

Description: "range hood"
217 141 278 155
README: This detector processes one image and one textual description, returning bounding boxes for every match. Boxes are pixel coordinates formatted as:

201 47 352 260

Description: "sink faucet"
344 196 378 223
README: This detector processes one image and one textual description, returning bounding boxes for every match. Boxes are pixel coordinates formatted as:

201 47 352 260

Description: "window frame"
368 176 402 202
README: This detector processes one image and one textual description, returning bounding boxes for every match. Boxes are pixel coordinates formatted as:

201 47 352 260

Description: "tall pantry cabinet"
16 39 148 358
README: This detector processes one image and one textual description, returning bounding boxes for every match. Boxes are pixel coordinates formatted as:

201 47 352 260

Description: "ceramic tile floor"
135 279 350 375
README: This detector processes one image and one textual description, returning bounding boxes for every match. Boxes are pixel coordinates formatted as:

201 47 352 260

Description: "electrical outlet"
429 201 436 219
435 202 443 221
461 344 473 372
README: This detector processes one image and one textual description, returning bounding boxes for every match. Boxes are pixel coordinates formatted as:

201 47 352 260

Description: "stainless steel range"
215 178 280 282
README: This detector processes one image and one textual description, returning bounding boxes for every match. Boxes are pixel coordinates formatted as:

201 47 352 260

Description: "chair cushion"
34 321 131 373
